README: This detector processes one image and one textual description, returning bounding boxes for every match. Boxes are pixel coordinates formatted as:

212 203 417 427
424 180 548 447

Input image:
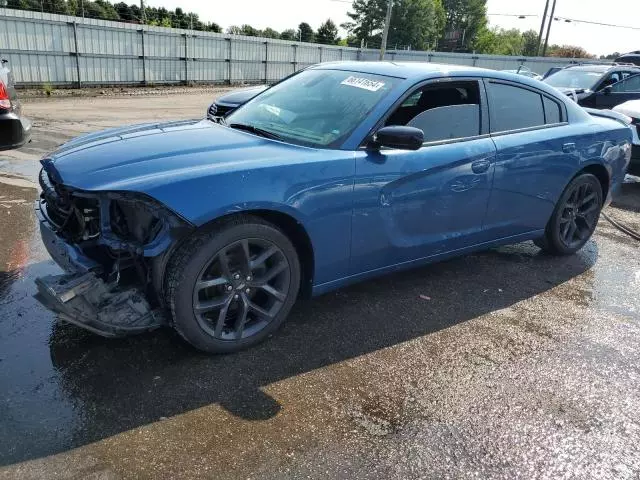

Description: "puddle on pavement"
0 165 639 469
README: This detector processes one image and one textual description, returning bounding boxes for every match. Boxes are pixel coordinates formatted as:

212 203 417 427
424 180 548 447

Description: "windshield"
544 70 603 90
225 69 400 148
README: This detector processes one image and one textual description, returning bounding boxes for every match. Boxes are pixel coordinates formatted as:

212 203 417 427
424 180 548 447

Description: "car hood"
217 85 268 105
553 86 590 101
613 100 640 119
44 119 312 191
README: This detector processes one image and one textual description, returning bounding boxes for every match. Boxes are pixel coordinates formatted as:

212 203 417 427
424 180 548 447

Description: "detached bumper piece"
35 272 166 337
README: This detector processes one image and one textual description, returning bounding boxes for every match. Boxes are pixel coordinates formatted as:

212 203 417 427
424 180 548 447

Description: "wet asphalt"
1 93 640 479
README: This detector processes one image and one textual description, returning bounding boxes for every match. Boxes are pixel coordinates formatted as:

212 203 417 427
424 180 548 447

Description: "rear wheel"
535 173 603 255
166 216 301 353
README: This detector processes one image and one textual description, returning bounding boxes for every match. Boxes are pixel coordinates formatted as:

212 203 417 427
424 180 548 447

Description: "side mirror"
371 126 424 151
603 85 612 95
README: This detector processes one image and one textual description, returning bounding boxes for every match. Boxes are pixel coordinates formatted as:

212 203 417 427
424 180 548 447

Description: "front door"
594 74 640 109
350 79 496 274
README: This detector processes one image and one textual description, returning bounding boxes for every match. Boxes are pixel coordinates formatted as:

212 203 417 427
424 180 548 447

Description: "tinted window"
611 74 640 93
543 96 562 124
544 69 603 90
227 69 400 148
487 82 545 133
386 81 481 142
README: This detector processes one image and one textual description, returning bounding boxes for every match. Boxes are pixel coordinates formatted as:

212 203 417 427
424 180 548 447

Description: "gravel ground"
0 92 639 479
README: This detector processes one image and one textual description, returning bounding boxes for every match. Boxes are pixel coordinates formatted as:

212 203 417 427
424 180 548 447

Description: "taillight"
0 81 11 110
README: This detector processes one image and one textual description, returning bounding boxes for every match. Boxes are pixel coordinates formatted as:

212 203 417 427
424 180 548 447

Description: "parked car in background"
542 67 563 80
0 57 31 151
35 62 632 353
207 85 268 120
615 52 640 67
501 66 542 80
543 64 640 109
612 99 640 175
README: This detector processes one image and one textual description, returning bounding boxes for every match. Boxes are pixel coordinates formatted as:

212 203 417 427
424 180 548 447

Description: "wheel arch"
577 163 610 203
155 208 316 302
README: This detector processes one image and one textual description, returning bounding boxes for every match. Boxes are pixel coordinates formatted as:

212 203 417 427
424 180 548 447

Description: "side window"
602 72 621 87
611 74 640 93
486 82 545 133
543 96 562 124
385 81 482 143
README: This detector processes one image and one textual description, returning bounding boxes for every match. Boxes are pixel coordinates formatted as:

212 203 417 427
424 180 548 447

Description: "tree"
548 45 594 59
42 0 68 14
227 25 243 35
316 19 339 45
388 0 444 50
342 0 387 47
203 22 222 33
474 27 525 55
280 29 297 41
521 29 538 57
94 0 120 20
441 0 487 51
113 2 133 20
262 27 281 39
297 22 315 43
600 52 621 60
343 0 445 50
239 24 261 36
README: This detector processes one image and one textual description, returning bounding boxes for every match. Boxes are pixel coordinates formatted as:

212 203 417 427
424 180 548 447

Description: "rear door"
483 79 575 239
594 74 640 109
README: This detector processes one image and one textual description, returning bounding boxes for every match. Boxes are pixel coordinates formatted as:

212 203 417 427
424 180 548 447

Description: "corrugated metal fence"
0 8 600 87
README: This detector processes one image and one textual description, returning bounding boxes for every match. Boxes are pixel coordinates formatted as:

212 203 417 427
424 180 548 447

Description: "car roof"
312 61 540 82
563 64 640 73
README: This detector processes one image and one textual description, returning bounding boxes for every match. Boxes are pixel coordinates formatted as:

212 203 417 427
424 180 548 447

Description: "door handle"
471 158 491 174
563 142 577 153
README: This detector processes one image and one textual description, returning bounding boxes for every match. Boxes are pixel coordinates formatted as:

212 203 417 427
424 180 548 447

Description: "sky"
145 0 640 57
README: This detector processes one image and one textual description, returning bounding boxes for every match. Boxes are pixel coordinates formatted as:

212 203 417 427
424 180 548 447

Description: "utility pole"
140 0 146 24
379 0 393 60
536 0 550 56
81 0 84 18
541 0 557 57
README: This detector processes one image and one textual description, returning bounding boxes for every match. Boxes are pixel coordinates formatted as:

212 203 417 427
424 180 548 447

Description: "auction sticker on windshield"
341 76 386 92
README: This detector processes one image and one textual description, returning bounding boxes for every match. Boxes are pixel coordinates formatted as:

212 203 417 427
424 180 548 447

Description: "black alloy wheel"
193 238 291 341
535 173 603 255
167 216 301 353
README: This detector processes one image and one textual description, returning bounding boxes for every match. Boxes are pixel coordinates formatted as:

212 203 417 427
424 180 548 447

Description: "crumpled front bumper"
34 201 167 337
36 272 166 337
35 199 100 273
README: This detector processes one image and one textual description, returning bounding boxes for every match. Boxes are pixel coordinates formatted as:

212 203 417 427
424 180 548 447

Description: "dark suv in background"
615 52 640 67
544 64 640 109
0 57 31 151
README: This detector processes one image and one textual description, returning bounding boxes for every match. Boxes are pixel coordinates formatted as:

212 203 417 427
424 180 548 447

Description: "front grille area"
39 167 71 228
208 102 235 119
39 168 100 241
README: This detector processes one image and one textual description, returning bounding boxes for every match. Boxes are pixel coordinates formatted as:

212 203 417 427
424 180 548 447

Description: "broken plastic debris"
419 295 431 301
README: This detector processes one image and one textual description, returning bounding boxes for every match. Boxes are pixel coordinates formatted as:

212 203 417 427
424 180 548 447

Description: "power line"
487 13 539 18
553 16 640 31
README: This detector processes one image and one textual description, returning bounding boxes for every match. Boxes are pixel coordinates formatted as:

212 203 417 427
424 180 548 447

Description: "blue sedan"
36 62 632 353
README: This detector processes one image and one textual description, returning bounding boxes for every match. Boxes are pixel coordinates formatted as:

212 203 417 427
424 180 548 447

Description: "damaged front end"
35 163 193 336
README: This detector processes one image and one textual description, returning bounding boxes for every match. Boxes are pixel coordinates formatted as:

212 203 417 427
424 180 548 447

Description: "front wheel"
166 216 301 353
535 173 603 255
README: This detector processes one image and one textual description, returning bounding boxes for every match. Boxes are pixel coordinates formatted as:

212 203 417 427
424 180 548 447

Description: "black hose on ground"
601 211 640 242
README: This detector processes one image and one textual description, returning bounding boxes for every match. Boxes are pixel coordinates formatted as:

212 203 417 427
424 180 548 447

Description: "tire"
535 173 603 255
166 216 301 353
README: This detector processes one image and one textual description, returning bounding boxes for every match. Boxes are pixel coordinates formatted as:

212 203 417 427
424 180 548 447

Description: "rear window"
486 82 545 133
543 96 562 124
544 69 604 90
